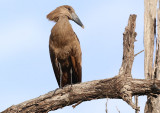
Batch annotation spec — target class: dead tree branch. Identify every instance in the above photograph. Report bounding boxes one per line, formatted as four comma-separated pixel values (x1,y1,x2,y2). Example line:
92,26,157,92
119,14,136,76
2,14,157,113
2,78,160,113
135,96,139,113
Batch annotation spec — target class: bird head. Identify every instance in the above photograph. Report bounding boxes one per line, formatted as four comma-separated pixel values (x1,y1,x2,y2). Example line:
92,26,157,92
47,5,84,28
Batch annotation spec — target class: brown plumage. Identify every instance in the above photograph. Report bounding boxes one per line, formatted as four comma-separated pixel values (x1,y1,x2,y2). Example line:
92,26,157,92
47,5,84,87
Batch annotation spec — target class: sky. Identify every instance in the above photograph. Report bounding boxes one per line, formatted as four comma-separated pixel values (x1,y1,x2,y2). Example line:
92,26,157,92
0,0,146,113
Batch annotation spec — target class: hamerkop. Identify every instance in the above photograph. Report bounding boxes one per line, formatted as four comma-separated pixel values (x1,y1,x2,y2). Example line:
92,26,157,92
47,5,84,87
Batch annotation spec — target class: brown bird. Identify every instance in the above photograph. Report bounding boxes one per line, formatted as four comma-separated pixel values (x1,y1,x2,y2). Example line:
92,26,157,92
47,5,84,88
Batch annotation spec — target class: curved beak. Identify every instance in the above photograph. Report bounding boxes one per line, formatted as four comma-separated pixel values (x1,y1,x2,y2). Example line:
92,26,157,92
71,13,84,28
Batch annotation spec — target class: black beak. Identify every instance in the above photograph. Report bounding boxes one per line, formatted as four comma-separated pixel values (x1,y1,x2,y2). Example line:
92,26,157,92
71,13,84,28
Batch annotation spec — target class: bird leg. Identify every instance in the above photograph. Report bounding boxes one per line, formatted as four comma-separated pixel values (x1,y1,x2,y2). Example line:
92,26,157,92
70,67,73,87
58,63,63,88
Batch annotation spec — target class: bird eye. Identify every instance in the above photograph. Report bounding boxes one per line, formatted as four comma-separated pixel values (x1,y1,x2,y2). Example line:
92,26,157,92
68,8,71,11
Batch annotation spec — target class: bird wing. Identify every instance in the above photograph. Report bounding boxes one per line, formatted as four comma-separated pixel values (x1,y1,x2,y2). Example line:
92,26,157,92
49,45,61,87
49,46,81,87
70,33,82,83
70,55,82,83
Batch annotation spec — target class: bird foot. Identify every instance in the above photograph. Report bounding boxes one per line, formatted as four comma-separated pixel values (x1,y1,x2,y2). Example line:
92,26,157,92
53,87,63,95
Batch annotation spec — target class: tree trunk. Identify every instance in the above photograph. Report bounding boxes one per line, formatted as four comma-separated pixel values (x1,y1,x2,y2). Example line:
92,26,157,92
144,0,157,80
144,0,160,113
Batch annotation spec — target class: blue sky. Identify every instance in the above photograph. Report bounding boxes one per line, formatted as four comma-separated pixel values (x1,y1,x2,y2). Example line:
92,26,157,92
0,0,146,113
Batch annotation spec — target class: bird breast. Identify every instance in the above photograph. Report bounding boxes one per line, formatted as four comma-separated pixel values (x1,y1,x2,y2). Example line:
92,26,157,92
51,18,75,46
49,16,78,60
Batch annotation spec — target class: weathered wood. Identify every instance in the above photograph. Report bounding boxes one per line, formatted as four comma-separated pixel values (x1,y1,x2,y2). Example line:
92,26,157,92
119,14,137,77
145,5,160,113
155,1,160,81
144,0,160,113
135,96,139,113
2,78,160,113
118,14,139,110
144,0,157,79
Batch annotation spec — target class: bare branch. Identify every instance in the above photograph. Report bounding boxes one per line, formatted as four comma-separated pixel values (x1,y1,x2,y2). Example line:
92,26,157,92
2,78,160,113
134,96,139,113
119,14,137,76
72,101,82,108
105,98,109,113
116,106,120,113
134,50,144,57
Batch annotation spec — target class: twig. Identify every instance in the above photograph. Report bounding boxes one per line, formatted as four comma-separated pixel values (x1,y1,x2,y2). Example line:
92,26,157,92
134,50,144,57
134,96,139,113
72,101,82,108
116,106,120,113
106,98,109,113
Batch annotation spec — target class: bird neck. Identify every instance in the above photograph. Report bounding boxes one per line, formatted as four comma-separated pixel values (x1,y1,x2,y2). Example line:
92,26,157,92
50,16,74,47
54,16,74,37
57,16,72,29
